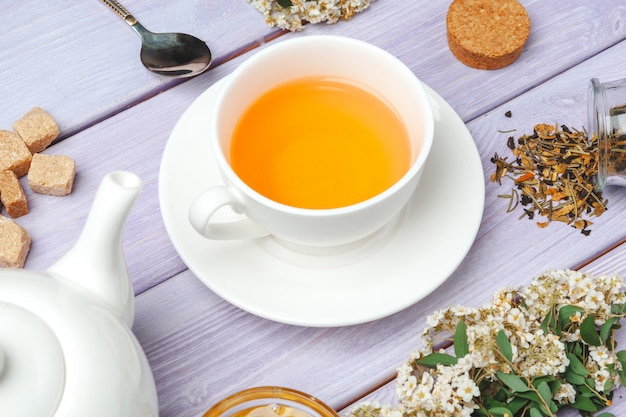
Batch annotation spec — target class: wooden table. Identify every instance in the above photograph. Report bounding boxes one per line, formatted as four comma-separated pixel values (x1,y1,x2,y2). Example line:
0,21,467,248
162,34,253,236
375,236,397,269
4,1,626,416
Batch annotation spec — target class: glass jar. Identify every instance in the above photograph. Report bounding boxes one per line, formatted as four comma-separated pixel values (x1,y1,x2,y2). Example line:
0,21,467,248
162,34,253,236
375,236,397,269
588,77,626,190
202,387,340,417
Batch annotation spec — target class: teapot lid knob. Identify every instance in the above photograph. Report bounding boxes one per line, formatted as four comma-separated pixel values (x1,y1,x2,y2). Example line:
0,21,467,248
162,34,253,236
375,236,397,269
0,302,65,417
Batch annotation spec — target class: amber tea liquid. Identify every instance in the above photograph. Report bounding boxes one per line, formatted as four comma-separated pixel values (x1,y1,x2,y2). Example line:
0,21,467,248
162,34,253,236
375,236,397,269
230,76,412,209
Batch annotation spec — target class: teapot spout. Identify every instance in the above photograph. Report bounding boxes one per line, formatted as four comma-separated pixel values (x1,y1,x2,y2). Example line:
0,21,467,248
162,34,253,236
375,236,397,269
47,171,142,327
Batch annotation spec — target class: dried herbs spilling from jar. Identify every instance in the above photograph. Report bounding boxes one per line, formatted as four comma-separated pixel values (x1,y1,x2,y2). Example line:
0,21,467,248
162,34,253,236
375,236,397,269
490,123,608,236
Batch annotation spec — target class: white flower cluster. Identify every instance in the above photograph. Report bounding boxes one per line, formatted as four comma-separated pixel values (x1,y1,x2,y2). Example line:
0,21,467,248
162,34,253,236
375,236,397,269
245,0,372,31
522,269,625,326
395,354,479,417
344,270,626,417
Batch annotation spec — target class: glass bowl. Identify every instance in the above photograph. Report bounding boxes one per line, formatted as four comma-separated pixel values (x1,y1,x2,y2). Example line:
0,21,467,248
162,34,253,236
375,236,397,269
202,387,339,417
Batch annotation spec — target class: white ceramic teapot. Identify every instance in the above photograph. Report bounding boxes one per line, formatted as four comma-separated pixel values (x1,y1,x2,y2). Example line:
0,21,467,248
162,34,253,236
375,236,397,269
0,171,159,417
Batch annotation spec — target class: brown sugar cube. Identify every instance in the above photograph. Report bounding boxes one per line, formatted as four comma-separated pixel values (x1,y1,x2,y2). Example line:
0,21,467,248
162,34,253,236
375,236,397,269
446,0,530,70
0,130,32,177
28,153,76,196
0,170,29,218
0,215,31,268
13,107,60,153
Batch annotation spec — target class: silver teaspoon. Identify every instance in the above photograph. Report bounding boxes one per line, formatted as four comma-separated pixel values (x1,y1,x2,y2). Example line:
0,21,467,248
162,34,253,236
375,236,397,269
102,0,212,77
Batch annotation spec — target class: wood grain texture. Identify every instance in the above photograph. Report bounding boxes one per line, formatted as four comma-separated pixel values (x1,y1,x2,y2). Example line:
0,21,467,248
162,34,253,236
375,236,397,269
0,1,624,138
0,0,278,137
297,0,626,122
4,1,626,417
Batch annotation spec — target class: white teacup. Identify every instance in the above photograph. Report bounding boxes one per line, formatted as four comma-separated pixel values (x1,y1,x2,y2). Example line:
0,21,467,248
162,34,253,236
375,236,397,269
189,35,434,248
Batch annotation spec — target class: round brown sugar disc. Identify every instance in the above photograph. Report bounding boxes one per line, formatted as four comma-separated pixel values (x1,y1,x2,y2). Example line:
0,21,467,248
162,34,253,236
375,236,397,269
446,0,530,70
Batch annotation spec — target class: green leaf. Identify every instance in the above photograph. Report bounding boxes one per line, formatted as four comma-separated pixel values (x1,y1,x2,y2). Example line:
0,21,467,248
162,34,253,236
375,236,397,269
564,369,585,385
531,375,556,388
604,378,615,393
454,320,469,358
617,350,626,383
482,397,507,410
276,0,292,7
496,329,513,362
496,371,531,392
515,390,542,404
573,342,583,356
581,314,602,346
536,381,552,404
487,407,514,417
596,413,616,417
535,381,558,414
529,408,544,417
492,386,508,402
600,317,619,343
541,306,558,334
567,352,590,376
548,379,561,395
577,382,594,395
507,396,528,414
548,399,558,414
559,305,585,325
611,303,623,315
571,395,598,412
415,352,457,367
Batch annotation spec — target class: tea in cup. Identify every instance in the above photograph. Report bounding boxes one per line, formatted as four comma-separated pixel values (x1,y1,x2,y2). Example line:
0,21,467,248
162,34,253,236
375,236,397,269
189,35,434,247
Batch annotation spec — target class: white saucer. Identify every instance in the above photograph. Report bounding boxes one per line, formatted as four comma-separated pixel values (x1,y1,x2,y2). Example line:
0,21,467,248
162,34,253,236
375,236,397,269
159,77,484,327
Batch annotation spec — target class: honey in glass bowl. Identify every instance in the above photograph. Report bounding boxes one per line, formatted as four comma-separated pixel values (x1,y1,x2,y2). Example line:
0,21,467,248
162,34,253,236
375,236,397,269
202,387,339,417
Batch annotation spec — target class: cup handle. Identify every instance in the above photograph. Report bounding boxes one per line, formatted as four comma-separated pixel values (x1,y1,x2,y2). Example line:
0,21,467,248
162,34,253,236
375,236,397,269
188,186,270,240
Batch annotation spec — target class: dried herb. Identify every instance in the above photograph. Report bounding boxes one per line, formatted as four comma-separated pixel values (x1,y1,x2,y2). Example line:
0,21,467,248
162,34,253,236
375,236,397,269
505,110,512,118
490,123,608,235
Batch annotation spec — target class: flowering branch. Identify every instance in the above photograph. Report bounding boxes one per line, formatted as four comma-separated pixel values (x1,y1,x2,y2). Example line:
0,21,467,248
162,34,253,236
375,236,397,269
344,270,626,417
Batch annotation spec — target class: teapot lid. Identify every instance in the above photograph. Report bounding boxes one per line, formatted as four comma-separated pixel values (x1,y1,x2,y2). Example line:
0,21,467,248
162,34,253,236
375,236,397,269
0,301,65,417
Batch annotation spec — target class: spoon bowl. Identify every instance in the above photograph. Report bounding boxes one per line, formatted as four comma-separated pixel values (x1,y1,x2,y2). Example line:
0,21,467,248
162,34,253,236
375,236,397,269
102,0,212,77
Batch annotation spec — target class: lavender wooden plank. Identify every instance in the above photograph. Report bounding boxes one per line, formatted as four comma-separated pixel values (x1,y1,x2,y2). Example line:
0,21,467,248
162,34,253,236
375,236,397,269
132,270,411,417
1,0,625,141
0,0,277,137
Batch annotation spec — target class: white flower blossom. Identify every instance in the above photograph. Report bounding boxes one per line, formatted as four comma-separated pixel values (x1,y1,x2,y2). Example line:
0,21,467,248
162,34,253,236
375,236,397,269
554,383,576,404
590,345,612,369
343,270,626,417
426,309,445,328
451,374,479,403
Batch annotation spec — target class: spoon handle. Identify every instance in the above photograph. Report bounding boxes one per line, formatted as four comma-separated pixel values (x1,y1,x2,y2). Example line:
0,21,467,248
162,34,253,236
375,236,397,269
101,0,138,26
